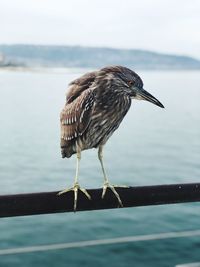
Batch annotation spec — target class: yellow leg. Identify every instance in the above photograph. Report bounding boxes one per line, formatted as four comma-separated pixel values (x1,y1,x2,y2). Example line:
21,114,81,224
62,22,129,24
98,146,127,207
58,151,91,211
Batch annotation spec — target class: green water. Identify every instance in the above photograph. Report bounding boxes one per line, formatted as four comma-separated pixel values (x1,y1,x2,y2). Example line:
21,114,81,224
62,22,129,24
0,69,200,267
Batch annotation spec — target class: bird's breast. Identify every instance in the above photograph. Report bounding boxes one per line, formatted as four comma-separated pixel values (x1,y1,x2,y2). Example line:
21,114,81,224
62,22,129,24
80,94,131,149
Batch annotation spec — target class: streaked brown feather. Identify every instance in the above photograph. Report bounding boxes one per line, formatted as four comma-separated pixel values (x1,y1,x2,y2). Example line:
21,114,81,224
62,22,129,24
60,71,98,158
61,89,94,141
66,71,97,104
60,87,95,158
60,66,143,158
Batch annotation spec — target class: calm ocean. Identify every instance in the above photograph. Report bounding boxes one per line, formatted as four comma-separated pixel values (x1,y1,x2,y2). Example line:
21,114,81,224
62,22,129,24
0,69,200,267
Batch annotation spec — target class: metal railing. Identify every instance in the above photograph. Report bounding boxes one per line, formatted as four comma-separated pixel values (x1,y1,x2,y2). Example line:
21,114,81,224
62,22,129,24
0,183,200,217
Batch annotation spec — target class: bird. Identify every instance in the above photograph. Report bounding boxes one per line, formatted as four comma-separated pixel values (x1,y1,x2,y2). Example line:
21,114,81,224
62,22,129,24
58,65,164,210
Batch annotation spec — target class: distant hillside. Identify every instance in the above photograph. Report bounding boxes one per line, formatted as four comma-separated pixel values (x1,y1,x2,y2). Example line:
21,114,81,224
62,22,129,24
0,44,200,70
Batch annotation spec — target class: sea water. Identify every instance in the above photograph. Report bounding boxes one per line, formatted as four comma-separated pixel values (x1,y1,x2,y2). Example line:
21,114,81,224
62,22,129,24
0,69,200,267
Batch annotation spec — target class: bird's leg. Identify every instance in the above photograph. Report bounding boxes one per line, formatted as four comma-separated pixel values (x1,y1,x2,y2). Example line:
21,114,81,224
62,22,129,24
98,146,126,207
58,151,91,211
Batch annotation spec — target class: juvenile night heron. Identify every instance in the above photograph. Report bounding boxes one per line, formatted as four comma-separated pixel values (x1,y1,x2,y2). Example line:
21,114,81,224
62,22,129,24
58,65,164,210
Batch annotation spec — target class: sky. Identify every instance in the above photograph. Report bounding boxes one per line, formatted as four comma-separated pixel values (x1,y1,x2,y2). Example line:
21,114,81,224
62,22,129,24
1,0,200,59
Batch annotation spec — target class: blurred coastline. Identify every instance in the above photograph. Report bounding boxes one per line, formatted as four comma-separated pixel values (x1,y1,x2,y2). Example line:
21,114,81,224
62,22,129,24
1,44,200,70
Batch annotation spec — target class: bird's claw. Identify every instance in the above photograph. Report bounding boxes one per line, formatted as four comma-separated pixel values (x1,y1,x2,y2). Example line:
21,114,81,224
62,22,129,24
102,182,126,207
57,183,91,211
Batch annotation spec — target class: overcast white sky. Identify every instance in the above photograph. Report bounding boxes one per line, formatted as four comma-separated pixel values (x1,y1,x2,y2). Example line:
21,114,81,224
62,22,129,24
1,0,200,59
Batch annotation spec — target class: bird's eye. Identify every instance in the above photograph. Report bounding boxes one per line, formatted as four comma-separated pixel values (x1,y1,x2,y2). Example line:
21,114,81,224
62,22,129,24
128,81,133,87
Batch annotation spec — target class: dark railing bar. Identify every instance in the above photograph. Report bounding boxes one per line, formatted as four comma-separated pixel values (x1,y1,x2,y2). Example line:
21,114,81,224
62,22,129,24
0,183,200,218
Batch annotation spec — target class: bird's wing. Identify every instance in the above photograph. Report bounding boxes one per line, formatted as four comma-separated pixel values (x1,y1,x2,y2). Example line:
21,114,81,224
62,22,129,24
66,71,97,104
60,88,95,141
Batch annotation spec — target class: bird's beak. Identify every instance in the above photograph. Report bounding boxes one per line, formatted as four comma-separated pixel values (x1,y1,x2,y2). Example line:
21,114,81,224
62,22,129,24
135,88,164,108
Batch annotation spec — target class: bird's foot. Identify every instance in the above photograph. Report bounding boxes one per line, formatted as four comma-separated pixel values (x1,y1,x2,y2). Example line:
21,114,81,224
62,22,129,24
57,182,91,211
102,182,128,207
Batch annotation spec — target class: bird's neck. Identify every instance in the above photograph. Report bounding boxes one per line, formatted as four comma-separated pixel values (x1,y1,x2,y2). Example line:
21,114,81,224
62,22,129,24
95,86,131,112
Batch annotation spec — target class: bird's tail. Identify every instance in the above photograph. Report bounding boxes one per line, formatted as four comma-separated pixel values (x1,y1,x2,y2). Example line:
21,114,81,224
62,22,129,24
60,139,75,158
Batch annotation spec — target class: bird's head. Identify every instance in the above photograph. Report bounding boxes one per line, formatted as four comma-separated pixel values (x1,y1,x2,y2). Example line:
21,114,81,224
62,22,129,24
100,66,164,108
